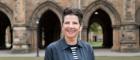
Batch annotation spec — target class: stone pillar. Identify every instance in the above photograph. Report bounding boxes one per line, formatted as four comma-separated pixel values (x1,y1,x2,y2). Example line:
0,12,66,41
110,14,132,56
5,26,12,48
14,0,26,25
81,26,88,41
27,27,38,52
12,0,29,53
59,0,80,8
59,0,71,8
71,0,80,8
112,25,121,51
123,0,135,22
120,24,140,52
120,0,139,52
12,27,30,53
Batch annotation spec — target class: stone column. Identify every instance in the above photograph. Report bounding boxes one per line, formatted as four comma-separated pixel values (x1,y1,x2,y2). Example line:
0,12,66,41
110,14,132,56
112,25,121,51
12,27,29,53
27,26,38,52
123,0,135,23
12,0,29,53
71,0,80,8
120,0,139,52
81,26,88,41
5,26,11,48
14,0,26,25
120,24,140,52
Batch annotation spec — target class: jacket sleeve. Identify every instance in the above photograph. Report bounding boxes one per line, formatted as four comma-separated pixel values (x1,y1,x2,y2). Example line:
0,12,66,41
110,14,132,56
91,47,95,60
44,46,53,60
89,45,95,60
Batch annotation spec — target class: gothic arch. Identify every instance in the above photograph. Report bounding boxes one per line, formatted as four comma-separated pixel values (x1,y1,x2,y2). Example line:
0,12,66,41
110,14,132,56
0,3,13,49
83,0,122,49
28,1,63,49
29,1,63,27
0,2,13,26
83,0,121,27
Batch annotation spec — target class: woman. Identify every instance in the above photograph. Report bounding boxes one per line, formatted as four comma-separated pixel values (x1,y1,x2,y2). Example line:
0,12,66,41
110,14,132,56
45,8,95,60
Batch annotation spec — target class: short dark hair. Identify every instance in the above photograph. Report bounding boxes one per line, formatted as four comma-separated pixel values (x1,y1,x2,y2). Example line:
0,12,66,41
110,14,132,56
62,8,83,25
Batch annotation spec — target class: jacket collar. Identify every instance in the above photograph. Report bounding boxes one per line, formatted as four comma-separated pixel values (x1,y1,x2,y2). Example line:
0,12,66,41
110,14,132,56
59,38,83,50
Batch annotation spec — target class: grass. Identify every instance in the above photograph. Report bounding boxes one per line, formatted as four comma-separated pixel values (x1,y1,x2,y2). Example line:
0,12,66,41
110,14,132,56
1,40,139,60
88,41,103,47
0,57,43,60
0,56,140,60
96,56,140,60
0,57,44,60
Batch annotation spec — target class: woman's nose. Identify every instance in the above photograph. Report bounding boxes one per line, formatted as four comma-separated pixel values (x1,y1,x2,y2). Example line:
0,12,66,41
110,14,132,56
69,23,74,28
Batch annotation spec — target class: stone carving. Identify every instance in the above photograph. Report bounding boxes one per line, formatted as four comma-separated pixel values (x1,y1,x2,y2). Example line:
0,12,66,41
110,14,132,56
12,27,30,53
124,0,135,22
14,0,25,24
121,25,136,41
13,27,27,43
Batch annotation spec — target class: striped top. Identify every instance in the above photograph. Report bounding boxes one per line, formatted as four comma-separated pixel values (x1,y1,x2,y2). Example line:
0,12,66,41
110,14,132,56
70,46,79,60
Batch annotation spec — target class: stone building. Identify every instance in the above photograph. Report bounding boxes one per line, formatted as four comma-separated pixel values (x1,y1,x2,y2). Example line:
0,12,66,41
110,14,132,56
0,0,140,52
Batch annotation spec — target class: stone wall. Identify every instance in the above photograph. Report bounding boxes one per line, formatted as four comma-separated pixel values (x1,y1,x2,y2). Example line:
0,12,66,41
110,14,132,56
0,0,139,52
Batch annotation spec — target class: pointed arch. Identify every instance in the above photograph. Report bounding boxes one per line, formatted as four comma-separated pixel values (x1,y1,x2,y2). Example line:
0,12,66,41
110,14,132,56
0,2,13,26
28,1,63,49
29,1,63,27
82,0,122,50
83,0,121,27
0,3,13,49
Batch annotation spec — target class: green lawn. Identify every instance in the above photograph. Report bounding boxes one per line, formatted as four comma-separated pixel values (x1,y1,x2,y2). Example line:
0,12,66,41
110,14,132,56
96,56,140,60
88,41,103,47
0,57,42,60
0,56,140,60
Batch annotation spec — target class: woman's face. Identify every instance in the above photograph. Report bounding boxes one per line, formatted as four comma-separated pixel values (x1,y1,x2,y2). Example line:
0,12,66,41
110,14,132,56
62,14,82,39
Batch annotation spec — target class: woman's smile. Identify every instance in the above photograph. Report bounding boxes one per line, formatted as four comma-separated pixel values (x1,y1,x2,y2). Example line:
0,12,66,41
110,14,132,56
66,28,76,34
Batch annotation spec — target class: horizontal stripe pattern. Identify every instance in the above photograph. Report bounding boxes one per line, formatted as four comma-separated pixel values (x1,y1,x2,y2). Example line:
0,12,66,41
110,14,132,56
70,47,79,60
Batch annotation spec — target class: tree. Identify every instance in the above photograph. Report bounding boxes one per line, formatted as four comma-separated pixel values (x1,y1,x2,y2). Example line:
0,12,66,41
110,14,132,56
90,22,102,34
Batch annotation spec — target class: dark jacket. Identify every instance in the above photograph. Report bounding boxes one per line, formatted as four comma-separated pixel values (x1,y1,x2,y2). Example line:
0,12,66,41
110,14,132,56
45,38,95,60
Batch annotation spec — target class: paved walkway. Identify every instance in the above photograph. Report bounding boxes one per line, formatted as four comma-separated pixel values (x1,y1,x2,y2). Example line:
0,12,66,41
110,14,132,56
0,49,140,57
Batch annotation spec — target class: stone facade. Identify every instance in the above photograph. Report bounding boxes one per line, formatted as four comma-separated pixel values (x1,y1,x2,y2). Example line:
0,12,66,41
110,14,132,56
0,0,140,52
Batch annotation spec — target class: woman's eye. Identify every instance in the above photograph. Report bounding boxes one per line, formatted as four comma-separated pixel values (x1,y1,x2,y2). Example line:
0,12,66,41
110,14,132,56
73,22,78,24
64,22,70,24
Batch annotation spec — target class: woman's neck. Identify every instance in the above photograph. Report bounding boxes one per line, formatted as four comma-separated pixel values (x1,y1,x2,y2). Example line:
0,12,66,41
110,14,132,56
64,37,77,45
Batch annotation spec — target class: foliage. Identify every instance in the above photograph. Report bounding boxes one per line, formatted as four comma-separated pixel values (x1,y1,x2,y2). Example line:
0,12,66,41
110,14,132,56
89,23,102,34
